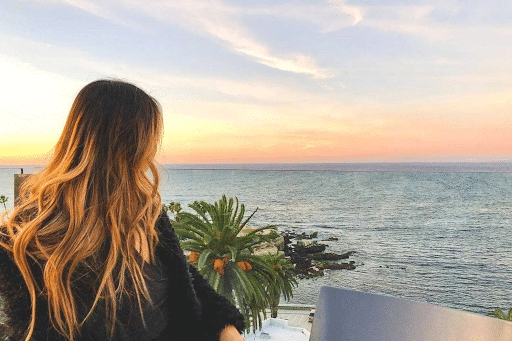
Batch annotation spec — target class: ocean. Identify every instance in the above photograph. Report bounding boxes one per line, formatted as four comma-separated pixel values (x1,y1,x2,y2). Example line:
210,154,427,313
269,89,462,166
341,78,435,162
1,162,512,316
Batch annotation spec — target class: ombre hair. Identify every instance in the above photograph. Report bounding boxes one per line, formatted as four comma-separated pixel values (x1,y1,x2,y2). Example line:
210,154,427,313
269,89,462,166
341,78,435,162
0,80,163,340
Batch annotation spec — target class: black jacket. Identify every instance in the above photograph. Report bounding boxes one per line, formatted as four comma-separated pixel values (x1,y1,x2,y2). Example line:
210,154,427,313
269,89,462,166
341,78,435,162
0,213,245,340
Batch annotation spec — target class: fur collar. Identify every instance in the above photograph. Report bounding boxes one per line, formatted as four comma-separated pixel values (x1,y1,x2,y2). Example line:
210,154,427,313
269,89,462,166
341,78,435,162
0,213,243,340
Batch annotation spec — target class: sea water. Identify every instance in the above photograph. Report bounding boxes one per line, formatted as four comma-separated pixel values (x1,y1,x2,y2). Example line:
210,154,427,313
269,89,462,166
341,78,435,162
1,162,512,316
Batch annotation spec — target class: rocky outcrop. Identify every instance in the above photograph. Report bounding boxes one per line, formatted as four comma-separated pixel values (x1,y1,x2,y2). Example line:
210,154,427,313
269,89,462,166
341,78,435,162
309,251,354,260
282,231,357,279
317,261,356,270
294,243,327,254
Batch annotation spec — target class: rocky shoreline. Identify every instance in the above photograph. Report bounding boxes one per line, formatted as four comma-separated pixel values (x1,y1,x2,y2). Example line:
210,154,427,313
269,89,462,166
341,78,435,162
281,231,357,279
228,226,358,279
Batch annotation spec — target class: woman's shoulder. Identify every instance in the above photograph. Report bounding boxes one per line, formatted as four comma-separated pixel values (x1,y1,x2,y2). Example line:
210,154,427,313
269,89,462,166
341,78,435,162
155,211,179,246
155,211,172,230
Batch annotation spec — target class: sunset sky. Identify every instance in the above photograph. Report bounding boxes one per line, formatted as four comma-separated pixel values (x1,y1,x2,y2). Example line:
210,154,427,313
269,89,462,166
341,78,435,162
1,0,511,164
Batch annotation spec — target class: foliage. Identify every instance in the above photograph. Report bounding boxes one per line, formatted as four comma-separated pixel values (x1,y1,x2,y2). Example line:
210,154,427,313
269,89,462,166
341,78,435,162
488,308,512,321
162,202,182,220
173,195,278,333
267,230,280,240
0,195,7,210
261,252,298,318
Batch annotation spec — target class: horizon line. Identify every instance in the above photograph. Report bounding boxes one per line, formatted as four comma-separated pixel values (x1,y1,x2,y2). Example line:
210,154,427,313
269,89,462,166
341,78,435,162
1,159,512,168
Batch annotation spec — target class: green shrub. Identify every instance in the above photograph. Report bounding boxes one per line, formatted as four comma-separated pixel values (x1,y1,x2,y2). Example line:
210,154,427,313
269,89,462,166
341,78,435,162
488,308,512,321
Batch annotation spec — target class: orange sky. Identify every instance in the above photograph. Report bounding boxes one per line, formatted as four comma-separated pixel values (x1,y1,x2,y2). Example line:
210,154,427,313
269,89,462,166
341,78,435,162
2,89,511,165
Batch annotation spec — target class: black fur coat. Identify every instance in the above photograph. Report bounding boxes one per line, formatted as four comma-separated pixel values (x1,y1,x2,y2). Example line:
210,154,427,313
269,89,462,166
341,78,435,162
0,212,245,340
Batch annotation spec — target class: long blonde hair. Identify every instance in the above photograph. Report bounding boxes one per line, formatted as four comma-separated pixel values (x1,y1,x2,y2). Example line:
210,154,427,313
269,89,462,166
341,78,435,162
0,80,163,340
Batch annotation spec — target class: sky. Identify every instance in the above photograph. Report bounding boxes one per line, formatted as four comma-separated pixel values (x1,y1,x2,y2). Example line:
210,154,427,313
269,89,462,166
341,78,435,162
0,0,511,164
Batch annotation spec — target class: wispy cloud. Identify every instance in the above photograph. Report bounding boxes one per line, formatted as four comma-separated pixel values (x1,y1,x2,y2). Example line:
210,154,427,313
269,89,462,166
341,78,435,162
39,0,150,31
195,14,332,79
356,4,449,41
244,1,363,33
39,0,332,79
354,2,512,42
0,32,321,104
248,1,510,43
142,0,333,78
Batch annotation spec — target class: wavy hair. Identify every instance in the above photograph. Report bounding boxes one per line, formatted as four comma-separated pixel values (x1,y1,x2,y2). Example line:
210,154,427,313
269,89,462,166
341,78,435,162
0,80,163,340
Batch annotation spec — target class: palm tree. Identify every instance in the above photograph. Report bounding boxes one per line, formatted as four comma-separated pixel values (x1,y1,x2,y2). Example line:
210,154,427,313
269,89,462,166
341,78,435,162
0,196,7,210
173,195,277,333
261,252,298,318
162,202,182,221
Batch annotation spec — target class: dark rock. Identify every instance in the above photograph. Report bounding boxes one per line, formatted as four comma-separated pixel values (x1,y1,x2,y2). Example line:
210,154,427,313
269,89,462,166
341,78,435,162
323,237,339,241
294,243,327,254
340,251,356,259
309,252,350,260
317,262,356,270
289,253,312,270
281,231,358,278
282,233,293,253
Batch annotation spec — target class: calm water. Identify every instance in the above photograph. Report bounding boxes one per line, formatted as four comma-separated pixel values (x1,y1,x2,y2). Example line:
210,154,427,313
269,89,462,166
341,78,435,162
1,162,512,316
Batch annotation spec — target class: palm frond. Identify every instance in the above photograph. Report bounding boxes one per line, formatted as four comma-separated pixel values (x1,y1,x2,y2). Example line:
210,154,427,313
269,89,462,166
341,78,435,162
173,195,296,333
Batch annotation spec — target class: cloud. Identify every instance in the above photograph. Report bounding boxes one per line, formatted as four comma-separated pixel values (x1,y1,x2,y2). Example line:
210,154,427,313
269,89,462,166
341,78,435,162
60,0,117,21
33,0,150,31
193,14,331,78
241,1,509,44
239,2,443,40
353,2,512,42
37,0,332,79
243,1,363,33
0,31,320,105
147,1,333,78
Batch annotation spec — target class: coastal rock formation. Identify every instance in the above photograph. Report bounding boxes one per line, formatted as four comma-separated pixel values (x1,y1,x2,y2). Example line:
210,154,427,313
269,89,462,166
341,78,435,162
316,261,356,270
282,231,357,278
294,243,327,254
309,251,354,261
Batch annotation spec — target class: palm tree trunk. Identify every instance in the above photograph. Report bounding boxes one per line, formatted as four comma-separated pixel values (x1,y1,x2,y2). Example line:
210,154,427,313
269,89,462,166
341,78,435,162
270,305,278,318
270,293,279,318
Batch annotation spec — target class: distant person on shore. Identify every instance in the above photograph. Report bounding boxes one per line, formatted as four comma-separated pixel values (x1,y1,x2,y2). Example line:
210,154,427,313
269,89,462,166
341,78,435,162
0,80,246,340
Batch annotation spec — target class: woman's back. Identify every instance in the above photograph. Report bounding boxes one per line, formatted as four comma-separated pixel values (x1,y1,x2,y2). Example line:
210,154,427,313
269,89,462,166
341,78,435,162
111,254,170,340
0,80,165,340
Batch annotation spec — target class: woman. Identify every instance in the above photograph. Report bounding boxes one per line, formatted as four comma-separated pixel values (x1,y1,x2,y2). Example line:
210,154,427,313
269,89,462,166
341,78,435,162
0,80,246,340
